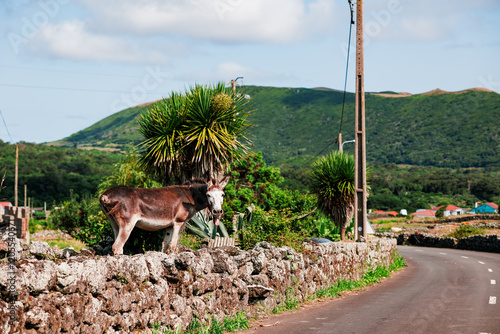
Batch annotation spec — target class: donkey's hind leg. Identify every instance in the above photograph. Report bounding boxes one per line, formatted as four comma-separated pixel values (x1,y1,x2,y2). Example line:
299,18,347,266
109,216,119,240
112,218,136,255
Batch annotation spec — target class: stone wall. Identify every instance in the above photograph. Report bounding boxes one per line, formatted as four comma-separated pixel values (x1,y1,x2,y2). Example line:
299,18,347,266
376,232,500,253
0,239,396,334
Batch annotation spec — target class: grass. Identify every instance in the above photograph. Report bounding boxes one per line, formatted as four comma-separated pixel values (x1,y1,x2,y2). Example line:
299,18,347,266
46,237,86,251
313,251,407,300
149,311,250,334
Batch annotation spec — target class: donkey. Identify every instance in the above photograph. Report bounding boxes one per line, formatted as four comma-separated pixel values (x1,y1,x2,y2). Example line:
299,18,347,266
99,180,224,255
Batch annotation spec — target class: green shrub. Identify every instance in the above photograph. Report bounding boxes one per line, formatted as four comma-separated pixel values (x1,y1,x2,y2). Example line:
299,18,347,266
447,225,486,239
435,206,446,218
239,207,308,252
49,192,113,245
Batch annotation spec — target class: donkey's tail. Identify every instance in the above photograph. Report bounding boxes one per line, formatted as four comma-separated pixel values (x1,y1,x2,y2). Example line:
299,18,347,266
99,194,121,217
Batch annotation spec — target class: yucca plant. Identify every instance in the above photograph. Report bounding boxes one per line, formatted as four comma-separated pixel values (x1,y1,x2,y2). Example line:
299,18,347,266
310,151,356,241
186,211,230,240
137,82,253,185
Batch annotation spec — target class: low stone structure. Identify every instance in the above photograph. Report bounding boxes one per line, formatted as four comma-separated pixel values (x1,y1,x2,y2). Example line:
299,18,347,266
376,232,500,253
0,238,396,333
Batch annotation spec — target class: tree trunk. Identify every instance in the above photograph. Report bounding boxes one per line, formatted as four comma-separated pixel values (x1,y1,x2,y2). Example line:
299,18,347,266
340,225,346,241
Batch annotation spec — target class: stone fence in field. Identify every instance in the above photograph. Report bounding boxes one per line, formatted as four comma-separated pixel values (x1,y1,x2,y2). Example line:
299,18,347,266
0,238,396,333
375,232,500,253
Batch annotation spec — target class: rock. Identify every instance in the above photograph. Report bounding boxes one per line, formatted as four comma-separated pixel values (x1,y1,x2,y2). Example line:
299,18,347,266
29,241,63,260
247,285,274,299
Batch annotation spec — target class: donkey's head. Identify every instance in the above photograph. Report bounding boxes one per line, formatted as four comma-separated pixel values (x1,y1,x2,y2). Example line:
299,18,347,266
207,184,225,226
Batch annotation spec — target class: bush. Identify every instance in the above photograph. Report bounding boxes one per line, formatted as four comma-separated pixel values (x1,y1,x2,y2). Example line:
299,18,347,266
223,152,321,250
49,192,113,245
447,225,486,239
239,207,308,252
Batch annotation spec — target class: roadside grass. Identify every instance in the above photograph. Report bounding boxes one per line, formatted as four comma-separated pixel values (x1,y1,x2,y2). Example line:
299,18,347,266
313,251,406,300
149,311,250,334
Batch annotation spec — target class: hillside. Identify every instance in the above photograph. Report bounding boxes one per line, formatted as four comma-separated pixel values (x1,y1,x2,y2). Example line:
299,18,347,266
49,86,500,168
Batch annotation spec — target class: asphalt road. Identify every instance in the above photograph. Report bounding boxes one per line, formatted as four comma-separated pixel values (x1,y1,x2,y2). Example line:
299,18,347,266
241,246,500,334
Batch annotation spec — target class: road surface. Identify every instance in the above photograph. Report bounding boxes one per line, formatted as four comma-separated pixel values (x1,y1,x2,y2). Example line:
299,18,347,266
240,246,500,334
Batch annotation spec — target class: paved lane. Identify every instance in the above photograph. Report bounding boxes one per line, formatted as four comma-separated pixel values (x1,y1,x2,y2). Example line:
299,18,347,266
241,246,500,334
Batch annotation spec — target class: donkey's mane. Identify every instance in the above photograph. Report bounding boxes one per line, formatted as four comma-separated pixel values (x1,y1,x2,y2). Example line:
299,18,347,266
183,178,208,186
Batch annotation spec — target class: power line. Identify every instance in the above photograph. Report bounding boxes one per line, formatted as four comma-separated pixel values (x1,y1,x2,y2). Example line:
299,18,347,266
308,0,355,163
0,83,163,95
0,109,14,143
338,0,355,136
0,65,144,78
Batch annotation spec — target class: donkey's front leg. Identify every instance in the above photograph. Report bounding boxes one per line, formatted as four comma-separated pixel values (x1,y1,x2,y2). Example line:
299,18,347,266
162,225,174,253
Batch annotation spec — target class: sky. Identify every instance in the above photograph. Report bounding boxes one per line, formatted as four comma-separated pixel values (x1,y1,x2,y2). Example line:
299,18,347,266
0,0,499,144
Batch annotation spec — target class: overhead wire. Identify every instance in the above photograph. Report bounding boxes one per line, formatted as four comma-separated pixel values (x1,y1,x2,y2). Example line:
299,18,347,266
308,0,355,163
0,65,144,78
0,83,162,95
0,109,14,143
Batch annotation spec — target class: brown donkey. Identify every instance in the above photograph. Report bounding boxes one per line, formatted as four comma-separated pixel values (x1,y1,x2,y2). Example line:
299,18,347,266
99,180,224,255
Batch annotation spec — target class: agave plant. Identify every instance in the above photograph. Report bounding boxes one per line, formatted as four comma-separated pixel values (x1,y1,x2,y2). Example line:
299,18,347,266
233,204,255,233
186,211,230,240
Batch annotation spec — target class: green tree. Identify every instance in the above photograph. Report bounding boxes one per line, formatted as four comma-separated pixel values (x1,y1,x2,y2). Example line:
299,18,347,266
97,150,162,194
435,207,446,218
137,82,253,185
310,151,355,241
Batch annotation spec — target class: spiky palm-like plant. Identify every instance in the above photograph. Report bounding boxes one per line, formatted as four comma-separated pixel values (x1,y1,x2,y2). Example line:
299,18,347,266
310,151,355,241
137,82,253,185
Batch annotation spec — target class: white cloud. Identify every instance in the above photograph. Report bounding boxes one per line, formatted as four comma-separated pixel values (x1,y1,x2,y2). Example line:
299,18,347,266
363,0,499,43
26,20,170,63
76,0,337,44
18,0,337,62
177,61,293,83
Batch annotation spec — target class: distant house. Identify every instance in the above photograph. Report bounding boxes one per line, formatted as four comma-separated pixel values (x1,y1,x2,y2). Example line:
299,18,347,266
410,209,436,218
0,202,12,215
385,211,399,217
442,205,464,216
473,203,498,214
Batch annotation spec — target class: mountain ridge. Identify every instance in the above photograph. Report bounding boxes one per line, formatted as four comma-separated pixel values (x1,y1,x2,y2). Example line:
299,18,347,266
47,85,500,169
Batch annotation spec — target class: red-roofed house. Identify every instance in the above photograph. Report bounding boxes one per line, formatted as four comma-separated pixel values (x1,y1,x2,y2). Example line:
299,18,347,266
386,211,399,217
443,205,464,216
0,202,12,215
410,209,436,218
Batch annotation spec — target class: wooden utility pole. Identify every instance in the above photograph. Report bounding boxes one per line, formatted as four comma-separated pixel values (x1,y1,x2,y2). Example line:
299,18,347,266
354,0,367,240
338,133,343,152
15,144,18,207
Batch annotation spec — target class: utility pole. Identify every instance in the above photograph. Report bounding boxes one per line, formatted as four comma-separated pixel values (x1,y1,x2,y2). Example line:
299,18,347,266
354,0,367,241
15,144,18,207
230,77,243,93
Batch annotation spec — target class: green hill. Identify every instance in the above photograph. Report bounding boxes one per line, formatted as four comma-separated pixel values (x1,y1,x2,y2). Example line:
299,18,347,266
49,86,500,169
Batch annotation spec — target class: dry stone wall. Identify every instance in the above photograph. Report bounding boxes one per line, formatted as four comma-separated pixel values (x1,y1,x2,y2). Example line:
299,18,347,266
0,238,396,333
376,232,500,253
